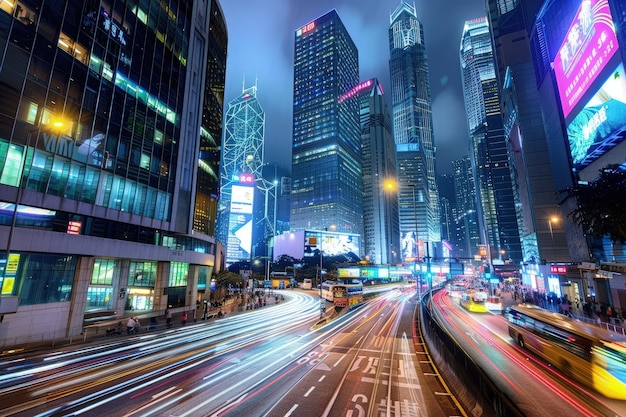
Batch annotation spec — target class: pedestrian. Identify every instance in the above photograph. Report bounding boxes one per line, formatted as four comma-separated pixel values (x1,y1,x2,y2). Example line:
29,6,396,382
181,311,187,325
165,306,172,328
126,316,136,334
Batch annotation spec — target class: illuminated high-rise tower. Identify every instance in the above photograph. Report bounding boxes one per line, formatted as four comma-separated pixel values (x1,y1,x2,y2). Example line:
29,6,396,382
358,79,401,265
389,1,441,262
290,10,362,242
217,85,266,265
460,17,522,262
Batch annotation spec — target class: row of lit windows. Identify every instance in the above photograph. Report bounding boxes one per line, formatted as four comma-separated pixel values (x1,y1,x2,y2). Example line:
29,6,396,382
0,141,172,220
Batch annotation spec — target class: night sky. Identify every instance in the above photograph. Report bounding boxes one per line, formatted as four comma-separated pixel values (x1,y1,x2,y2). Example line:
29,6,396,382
220,0,486,174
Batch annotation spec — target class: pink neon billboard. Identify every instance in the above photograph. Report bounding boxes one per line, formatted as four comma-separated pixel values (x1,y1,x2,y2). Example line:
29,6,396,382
553,0,618,120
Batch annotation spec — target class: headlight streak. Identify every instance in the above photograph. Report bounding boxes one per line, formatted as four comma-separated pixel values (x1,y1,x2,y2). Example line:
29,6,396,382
1,290,317,410
167,293,404,417
434,291,608,416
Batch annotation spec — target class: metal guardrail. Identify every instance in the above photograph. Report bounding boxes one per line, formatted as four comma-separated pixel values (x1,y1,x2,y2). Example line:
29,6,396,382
419,288,525,417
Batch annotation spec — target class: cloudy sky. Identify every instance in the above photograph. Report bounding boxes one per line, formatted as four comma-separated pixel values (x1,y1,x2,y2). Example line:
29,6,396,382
219,0,486,174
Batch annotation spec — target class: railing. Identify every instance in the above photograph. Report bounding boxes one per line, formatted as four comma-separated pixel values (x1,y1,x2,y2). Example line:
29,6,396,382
419,287,524,417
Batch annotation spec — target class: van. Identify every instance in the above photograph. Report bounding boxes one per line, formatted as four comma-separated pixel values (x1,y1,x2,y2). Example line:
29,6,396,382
485,296,503,313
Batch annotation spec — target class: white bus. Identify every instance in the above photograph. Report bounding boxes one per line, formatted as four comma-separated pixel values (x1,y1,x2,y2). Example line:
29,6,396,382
301,278,313,290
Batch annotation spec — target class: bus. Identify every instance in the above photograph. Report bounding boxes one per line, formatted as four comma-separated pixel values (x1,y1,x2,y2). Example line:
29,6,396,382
301,278,313,290
331,283,363,309
446,283,468,299
506,304,626,400
321,281,337,301
459,290,489,313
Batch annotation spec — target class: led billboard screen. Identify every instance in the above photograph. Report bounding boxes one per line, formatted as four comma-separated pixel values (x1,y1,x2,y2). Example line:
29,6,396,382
226,184,254,262
303,230,360,258
553,0,618,120
567,63,626,169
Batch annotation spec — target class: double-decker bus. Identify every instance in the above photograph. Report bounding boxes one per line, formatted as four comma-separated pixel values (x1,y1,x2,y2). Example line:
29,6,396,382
321,281,338,301
331,283,363,309
506,304,626,400
459,290,489,313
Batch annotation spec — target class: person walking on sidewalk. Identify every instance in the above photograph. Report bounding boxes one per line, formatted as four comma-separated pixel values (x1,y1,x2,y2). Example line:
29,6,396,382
165,306,172,328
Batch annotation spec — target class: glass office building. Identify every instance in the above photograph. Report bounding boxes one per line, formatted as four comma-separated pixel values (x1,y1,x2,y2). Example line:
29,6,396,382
217,85,266,265
290,10,363,243
358,78,400,265
460,17,522,263
0,0,226,346
389,1,441,263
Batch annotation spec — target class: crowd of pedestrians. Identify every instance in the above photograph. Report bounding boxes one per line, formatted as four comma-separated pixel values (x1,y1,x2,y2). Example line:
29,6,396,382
511,285,624,325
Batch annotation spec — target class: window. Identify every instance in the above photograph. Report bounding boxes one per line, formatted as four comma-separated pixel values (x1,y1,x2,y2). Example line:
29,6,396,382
128,261,157,287
92,258,115,285
169,262,188,287
18,253,76,305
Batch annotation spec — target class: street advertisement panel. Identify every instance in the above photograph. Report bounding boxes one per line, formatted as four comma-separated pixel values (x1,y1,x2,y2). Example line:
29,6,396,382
226,184,254,262
566,63,626,168
553,0,618,120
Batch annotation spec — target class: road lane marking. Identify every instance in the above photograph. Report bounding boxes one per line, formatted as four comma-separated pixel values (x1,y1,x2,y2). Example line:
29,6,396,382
304,386,315,397
284,403,299,416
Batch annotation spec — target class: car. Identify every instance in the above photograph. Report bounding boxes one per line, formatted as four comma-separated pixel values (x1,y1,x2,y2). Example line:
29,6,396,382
485,296,503,313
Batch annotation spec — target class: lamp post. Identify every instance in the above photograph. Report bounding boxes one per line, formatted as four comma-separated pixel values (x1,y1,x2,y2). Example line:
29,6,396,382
548,216,559,263
318,234,324,319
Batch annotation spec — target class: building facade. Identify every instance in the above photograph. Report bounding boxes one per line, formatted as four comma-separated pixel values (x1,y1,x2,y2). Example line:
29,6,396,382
358,79,401,265
450,156,481,259
460,17,523,263
529,0,626,307
0,0,226,345
389,1,441,263
290,10,363,244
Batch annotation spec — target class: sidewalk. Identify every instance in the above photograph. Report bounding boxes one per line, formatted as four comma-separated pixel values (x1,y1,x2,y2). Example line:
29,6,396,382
1,291,284,356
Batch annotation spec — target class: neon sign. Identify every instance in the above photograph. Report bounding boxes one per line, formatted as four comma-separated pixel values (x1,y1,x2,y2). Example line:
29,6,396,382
301,21,315,35
553,0,618,120
550,265,567,274
338,79,374,103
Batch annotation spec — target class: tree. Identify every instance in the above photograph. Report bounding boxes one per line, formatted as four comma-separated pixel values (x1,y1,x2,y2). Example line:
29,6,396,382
214,270,244,289
560,165,626,242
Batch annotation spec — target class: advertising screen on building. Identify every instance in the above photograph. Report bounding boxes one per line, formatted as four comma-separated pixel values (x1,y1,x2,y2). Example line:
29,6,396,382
303,230,360,258
566,63,626,169
553,0,618,120
226,184,254,262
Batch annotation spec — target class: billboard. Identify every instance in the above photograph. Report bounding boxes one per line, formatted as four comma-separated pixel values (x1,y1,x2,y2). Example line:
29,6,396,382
566,63,626,168
553,0,618,120
303,230,360,258
273,230,360,261
226,183,254,262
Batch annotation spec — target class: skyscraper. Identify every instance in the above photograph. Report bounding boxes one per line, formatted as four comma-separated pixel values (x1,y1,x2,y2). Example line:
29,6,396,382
358,79,401,265
485,0,567,266
460,17,522,262
291,10,362,243
389,1,441,263
451,156,480,259
0,0,226,343
217,85,266,265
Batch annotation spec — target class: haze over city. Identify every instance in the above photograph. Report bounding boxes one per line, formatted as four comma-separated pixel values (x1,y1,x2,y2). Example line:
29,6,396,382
220,0,485,173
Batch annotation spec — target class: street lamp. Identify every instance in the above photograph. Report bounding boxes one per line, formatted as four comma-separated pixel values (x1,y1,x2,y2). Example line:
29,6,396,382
318,233,324,319
548,216,559,263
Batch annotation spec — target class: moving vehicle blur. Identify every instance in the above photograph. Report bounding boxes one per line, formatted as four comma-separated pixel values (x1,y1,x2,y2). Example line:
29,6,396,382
506,304,626,400
460,290,489,313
